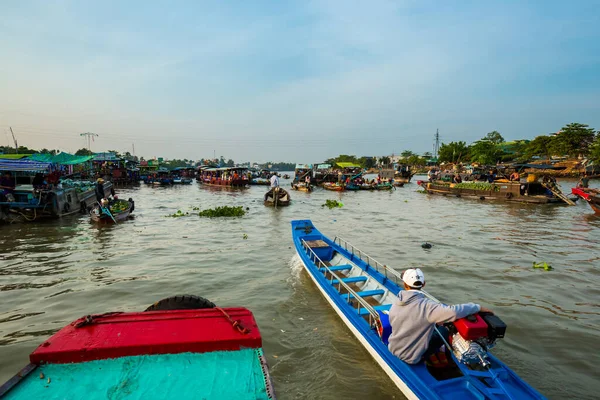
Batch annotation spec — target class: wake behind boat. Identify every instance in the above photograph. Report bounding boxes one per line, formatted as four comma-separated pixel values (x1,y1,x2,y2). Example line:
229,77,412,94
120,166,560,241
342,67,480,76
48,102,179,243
291,220,544,400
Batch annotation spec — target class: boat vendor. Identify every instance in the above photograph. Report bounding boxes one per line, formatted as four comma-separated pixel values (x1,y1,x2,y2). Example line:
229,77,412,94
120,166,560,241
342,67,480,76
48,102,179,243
388,268,493,365
452,174,462,184
95,178,106,202
427,168,438,182
509,171,520,181
0,171,15,202
270,172,280,188
578,173,600,188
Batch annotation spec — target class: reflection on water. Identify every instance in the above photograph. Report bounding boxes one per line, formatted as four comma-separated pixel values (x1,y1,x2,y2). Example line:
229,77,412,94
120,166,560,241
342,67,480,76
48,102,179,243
0,177,599,399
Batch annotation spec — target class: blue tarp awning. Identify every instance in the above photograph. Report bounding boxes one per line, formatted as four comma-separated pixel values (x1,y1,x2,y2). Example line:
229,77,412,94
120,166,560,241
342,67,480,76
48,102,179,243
0,159,52,172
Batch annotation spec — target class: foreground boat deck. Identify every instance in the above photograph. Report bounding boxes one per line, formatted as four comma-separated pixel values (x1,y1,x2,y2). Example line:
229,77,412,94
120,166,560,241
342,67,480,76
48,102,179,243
5,349,271,400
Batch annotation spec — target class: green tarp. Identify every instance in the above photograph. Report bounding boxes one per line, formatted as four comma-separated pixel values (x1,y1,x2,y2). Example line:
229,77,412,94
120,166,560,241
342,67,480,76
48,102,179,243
28,153,94,165
335,162,361,169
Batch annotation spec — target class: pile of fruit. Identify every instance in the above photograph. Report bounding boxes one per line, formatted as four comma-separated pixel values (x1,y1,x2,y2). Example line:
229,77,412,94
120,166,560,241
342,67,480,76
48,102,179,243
453,182,495,190
109,200,130,213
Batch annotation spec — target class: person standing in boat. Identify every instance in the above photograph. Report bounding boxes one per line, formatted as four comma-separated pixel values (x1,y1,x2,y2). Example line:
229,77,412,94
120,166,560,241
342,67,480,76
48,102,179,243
387,268,493,365
95,178,106,202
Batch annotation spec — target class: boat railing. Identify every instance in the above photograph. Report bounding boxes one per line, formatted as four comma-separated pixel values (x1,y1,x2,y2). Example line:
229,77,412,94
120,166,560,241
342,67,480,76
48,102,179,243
333,236,403,286
301,239,381,329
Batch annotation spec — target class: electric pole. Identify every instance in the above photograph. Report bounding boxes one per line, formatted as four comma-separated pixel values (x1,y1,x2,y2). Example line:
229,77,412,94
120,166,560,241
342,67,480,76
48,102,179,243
9,127,18,153
80,132,99,151
433,129,440,160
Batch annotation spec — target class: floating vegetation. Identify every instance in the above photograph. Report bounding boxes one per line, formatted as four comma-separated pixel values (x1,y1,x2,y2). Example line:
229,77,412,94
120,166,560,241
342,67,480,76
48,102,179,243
322,200,343,209
167,210,189,218
533,261,553,271
243,234,248,239
198,206,246,217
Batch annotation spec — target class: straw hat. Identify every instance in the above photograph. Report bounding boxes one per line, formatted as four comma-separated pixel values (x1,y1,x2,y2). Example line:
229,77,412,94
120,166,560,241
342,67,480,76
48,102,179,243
97,178,105,183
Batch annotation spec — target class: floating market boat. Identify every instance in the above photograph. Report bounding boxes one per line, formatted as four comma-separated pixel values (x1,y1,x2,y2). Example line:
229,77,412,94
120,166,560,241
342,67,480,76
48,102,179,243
395,165,415,183
200,167,249,188
0,295,276,400
418,179,576,205
344,183,360,191
571,187,600,214
374,182,394,191
0,160,114,222
323,182,344,192
264,187,291,207
291,220,545,400
282,174,290,179
90,198,135,223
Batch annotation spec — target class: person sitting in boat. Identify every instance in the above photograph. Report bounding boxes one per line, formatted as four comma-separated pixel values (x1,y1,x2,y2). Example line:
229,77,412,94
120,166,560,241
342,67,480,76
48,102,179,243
0,171,15,202
95,178,106,202
509,171,520,182
427,169,438,182
452,174,462,184
388,268,493,366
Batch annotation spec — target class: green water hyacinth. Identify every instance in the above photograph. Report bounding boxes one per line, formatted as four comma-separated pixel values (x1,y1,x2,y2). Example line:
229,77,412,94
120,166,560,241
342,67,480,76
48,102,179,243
322,200,343,209
532,261,553,271
198,206,246,217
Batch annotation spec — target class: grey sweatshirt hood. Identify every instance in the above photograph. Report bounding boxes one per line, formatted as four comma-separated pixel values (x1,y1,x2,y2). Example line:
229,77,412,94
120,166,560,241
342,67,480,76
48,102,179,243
387,290,480,364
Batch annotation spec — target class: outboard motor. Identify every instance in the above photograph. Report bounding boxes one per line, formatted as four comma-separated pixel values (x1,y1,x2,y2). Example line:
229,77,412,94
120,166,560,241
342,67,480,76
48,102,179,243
448,312,507,368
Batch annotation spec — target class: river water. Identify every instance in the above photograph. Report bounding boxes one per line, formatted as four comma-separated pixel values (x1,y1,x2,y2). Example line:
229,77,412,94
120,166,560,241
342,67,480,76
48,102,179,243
1,176,599,399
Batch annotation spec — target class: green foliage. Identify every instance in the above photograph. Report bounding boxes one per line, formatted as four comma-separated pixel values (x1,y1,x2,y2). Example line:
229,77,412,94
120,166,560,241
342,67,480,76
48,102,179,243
358,156,376,169
379,156,391,167
401,150,415,158
226,159,235,167
264,162,295,171
438,141,469,163
525,135,554,161
198,206,246,217
485,131,505,144
167,210,189,218
325,155,360,166
589,135,600,164
550,123,597,157
422,152,432,158
75,148,94,156
469,138,503,165
322,199,343,209
163,159,193,169
406,154,426,166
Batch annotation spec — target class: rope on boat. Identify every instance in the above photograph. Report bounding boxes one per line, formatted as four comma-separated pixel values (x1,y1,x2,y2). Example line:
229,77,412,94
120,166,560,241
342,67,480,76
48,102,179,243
215,307,251,335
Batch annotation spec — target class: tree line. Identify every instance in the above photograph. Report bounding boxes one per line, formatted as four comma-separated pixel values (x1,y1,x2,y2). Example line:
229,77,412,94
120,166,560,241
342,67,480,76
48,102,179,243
437,123,599,165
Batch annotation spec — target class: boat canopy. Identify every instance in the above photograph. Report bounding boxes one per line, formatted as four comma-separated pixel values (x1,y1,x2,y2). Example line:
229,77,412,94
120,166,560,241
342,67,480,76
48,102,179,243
93,152,122,162
29,152,94,165
204,167,247,172
295,163,312,170
336,162,361,169
316,163,331,170
0,159,53,172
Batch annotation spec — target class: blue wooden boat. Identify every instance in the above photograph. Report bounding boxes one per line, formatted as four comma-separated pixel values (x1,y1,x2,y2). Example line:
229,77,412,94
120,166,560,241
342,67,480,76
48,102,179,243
0,296,275,400
291,220,545,400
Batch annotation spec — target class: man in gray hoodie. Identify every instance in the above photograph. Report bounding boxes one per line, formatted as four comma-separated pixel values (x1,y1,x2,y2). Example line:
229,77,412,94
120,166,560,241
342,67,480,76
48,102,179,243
387,268,492,364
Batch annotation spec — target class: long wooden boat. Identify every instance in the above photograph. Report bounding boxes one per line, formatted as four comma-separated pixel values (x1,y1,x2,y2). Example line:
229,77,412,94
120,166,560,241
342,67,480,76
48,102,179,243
291,220,545,400
418,180,575,204
199,167,249,188
572,187,600,214
374,183,394,191
264,187,291,206
0,296,275,400
323,182,344,191
90,198,134,223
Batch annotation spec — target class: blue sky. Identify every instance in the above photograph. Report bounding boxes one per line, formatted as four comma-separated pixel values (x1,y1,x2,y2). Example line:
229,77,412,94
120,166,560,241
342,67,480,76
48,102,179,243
1,0,599,162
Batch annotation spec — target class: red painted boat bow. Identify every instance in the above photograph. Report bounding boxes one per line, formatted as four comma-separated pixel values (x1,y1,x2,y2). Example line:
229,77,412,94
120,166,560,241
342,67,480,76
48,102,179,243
30,308,262,364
